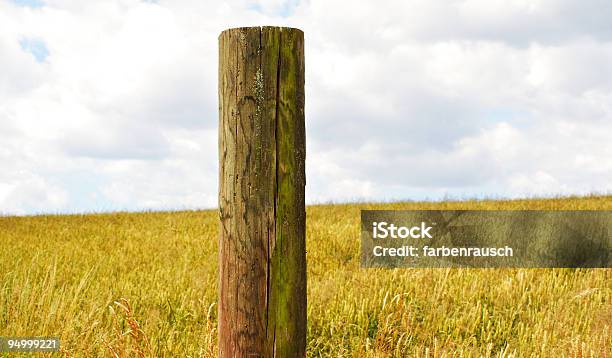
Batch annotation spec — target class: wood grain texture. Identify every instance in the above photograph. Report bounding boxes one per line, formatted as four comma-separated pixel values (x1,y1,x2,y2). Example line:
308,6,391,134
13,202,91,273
218,26,306,358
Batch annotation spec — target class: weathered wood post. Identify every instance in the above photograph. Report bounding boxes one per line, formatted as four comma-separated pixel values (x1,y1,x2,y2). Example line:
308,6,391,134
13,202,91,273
218,27,306,357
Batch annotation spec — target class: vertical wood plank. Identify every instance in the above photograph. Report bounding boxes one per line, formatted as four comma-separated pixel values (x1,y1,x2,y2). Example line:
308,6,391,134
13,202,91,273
218,26,306,358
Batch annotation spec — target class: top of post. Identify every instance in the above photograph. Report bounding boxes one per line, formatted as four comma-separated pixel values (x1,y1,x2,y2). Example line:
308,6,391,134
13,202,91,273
219,26,303,39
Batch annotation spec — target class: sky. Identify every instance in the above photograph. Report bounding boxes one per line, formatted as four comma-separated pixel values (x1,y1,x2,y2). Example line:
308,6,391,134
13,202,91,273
1,0,611,215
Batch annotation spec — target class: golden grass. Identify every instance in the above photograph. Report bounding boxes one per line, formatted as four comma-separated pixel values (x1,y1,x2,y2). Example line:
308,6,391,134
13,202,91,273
0,195,610,357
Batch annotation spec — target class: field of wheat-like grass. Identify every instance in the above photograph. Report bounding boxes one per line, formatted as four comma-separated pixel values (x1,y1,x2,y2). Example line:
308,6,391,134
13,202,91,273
1,195,610,357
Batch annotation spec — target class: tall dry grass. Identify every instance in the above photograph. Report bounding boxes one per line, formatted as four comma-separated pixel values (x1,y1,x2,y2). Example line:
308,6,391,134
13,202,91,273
0,195,610,357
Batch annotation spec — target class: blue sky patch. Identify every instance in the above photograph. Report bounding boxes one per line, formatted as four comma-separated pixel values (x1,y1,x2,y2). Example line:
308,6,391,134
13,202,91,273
12,0,45,8
19,38,49,62
248,0,299,17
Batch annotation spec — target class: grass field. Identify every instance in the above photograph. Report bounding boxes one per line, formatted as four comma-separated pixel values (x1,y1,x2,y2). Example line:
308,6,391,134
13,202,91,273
1,196,610,357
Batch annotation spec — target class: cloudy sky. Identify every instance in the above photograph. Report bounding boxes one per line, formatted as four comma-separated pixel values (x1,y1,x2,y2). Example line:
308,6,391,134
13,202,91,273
1,0,611,215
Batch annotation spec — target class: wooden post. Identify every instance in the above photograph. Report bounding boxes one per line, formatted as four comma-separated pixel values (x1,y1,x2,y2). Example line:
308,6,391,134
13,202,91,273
218,27,306,357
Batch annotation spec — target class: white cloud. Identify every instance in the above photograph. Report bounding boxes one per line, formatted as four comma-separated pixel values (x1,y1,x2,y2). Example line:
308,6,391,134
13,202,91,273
1,0,611,215
0,173,68,214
